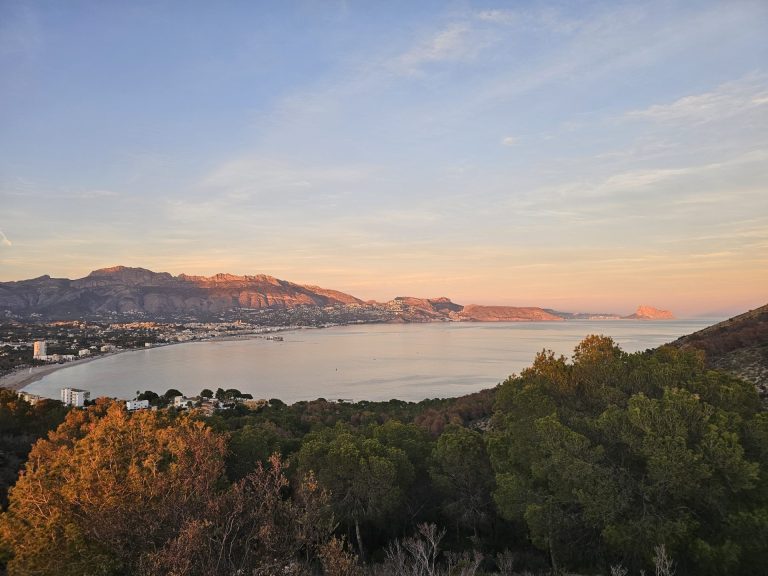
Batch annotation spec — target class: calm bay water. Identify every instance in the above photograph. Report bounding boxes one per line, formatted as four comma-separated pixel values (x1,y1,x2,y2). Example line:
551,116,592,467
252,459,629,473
24,319,718,403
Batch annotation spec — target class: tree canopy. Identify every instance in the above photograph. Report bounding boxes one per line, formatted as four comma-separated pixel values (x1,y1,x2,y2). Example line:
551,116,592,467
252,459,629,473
0,402,333,575
489,336,768,574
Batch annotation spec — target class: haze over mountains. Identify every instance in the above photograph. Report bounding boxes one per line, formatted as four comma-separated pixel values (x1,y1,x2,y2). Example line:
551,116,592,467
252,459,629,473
0,266,674,323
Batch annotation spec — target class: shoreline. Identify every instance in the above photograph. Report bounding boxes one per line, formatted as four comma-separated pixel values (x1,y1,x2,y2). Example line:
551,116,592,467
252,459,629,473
0,318,701,397
0,327,300,394
0,349,131,393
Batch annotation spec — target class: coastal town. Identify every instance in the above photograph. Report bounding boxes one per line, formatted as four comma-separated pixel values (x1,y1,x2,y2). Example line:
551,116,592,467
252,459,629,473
0,319,288,392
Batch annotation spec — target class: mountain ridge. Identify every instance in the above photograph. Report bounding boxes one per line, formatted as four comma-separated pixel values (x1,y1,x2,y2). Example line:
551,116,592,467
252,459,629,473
0,266,673,324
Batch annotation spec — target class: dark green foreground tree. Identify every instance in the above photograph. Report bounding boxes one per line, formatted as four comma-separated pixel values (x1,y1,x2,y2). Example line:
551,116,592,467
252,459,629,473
429,425,495,539
489,336,768,575
297,423,416,560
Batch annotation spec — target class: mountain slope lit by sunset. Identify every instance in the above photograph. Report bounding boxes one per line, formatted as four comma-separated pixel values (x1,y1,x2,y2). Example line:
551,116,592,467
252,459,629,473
1,1,766,315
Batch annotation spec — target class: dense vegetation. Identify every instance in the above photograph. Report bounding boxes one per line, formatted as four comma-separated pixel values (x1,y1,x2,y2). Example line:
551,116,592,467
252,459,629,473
488,336,767,574
0,336,766,575
0,390,67,509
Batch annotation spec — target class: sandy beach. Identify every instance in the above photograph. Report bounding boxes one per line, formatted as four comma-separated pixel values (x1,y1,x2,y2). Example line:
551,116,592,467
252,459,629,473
0,352,126,393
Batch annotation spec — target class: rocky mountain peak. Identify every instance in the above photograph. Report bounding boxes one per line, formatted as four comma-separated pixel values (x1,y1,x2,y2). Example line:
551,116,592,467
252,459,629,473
83,266,174,286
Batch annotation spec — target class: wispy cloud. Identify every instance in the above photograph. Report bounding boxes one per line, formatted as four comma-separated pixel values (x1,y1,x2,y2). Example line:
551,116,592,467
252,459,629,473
475,9,517,25
593,167,694,195
475,7,582,34
201,157,375,201
0,228,12,247
541,148,768,201
501,136,518,146
73,190,119,199
627,75,768,124
458,3,763,119
0,177,119,200
392,23,482,74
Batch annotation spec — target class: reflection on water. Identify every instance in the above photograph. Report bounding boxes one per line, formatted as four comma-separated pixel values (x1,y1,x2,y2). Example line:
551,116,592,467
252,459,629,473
24,319,717,403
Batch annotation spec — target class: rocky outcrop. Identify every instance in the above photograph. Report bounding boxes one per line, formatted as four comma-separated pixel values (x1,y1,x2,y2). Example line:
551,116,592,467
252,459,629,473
384,297,465,321
392,296,461,313
624,305,675,320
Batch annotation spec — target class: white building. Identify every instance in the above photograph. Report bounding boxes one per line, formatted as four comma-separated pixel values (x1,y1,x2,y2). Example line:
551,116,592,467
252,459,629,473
18,391,45,406
33,340,47,360
126,399,150,411
61,387,90,407
78,349,91,357
173,395,194,409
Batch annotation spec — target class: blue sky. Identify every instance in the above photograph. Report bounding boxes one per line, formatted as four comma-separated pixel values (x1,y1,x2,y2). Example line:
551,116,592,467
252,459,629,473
1,0,767,315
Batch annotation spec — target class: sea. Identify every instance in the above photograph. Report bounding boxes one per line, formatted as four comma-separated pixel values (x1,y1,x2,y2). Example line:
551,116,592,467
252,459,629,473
22,319,718,403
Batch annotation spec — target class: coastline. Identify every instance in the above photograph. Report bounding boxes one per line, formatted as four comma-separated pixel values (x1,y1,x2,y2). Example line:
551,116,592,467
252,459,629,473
0,319,693,397
0,350,130,393
0,319,713,405
0,327,298,394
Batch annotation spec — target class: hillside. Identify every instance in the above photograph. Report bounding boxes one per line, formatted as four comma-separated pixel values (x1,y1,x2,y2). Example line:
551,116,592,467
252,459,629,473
670,303,768,399
379,298,562,322
0,266,363,319
457,304,563,322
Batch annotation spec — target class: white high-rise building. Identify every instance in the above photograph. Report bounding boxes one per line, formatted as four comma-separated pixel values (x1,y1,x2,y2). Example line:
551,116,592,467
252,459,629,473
61,388,90,407
33,340,47,359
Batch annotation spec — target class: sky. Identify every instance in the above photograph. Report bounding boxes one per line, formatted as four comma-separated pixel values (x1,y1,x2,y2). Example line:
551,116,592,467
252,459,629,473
1,0,767,316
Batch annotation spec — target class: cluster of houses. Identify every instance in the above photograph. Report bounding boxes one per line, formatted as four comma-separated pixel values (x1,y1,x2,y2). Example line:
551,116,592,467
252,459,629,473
23,387,268,414
17,387,269,415
125,394,267,416
124,394,198,412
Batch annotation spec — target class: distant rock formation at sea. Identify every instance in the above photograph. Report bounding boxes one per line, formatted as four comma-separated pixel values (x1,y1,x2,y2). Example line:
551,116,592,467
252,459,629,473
623,305,675,320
